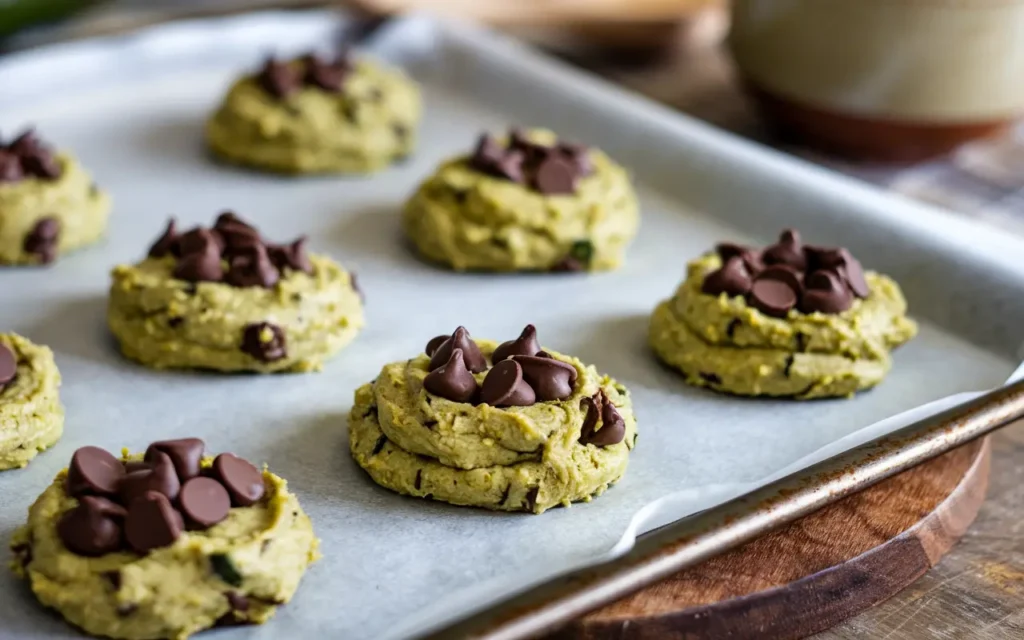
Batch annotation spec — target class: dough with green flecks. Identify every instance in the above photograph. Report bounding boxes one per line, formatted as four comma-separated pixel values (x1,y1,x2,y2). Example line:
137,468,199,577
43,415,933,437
10,454,319,640
0,333,63,470
402,129,639,272
349,339,638,514
649,252,917,399
0,153,110,264
107,253,363,373
206,57,421,174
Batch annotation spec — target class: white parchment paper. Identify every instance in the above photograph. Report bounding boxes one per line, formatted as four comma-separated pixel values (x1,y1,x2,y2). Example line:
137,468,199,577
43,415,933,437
0,12,1021,639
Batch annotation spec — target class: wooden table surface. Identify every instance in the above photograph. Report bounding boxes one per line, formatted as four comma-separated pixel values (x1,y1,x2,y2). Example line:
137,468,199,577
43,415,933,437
572,11,1024,639
9,5,1024,638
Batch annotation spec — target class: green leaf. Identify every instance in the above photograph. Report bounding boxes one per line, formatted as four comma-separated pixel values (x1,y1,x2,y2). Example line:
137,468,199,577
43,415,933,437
210,554,243,587
569,240,594,265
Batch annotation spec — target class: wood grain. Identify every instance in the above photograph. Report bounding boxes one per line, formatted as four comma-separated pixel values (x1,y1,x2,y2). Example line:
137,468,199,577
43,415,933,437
546,438,989,639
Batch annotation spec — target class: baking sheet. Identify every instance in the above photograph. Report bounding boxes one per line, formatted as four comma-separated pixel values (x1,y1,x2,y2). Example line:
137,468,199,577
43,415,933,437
0,11,1022,639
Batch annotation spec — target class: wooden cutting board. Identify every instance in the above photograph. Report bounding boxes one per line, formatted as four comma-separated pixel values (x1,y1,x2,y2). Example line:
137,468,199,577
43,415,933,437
544,438,990,639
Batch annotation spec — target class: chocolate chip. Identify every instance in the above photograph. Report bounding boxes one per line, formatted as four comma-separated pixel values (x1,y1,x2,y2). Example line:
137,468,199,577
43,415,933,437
179,477,231,529
124,460,151,474
580,392,625,446
258,57,300,99
0,343,16,391
800,269,853,314
423,348,479,403
371,434,388,455
173,242,223,283
749,267,801,318
17,147,61,180
303,53,350,92
784,355,796,377
499,484,511,505
838,254,870,299
716,243,763,273
702,257,752,297
428,327,487,373
700,372,722,385
268,237,312,274
148,218,178,258
492,324,541,362
0,150,24,182
57,497,126,557
145,438,205,482
212,454,265,507
168,317,184,329
211,553,244,586
508,128,550,166
241,322,286,363
557,142,593,176
414,470,422,490
67,446,126,498
425,335,448,356
480,360,536,407
469,134,509,176
216,215,262,256
512,355,577,401
23,217,60,264
176,226,223,257
533,155,578,195
226,244,279,288
124,491,183,553
762,228,806,270
119,451,182,504
226,591,250,611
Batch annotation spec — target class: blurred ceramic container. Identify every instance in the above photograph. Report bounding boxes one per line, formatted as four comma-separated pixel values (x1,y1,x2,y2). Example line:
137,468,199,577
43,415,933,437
729,0,1024,161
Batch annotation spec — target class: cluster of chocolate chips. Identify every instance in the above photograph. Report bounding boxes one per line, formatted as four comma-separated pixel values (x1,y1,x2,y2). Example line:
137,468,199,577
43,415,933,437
469,129,593,196
0,343,16,393
701,229,871,318
579,390,626,446
258,53,351,99
58,439,266,556
0,130,61,183
422,325,578,407
148,211,311,288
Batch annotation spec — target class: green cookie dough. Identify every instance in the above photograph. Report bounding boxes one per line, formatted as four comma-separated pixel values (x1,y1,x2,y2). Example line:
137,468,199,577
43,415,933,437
402,129,639,272
0,333,63,470
11,454,320,640
649,253,917,399
108,253,363,373
349,340,638,514
206,57,421,174
0,153,111,264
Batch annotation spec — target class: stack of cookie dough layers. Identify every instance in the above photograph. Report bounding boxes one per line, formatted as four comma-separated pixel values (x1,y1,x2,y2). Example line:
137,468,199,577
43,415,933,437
650,253,917,399
350,340,638,514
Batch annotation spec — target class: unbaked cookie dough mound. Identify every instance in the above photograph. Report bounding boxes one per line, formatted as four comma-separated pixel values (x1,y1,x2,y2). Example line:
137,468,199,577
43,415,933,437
649,229,917,399
0,130,111,265
0,333,63,470
108,211,364,373
206,53,421,174
10,438,320,639
402,128,640,272
350,325,638,513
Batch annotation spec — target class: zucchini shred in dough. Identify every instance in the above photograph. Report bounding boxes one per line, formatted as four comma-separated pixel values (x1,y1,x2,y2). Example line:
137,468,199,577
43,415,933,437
649,243,917,399
205,54,421,174
0,333,63,470
10,451,319,640
349,333,638,514
402,129,639,272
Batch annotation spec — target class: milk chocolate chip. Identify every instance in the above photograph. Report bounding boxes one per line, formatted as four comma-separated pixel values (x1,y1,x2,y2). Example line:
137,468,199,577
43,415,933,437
428,327,487,373
480,360,536,407
423,348,479,403
492,324,541,362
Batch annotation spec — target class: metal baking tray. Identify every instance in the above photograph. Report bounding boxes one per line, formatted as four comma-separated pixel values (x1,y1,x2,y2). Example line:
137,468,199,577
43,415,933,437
2,10,1023,640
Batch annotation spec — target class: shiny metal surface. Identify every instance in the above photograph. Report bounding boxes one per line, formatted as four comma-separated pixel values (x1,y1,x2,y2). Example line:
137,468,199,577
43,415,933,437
420,378,1024,640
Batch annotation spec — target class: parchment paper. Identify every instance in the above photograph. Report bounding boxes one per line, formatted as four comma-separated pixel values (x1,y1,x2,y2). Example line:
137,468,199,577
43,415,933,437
0,12,1020,639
